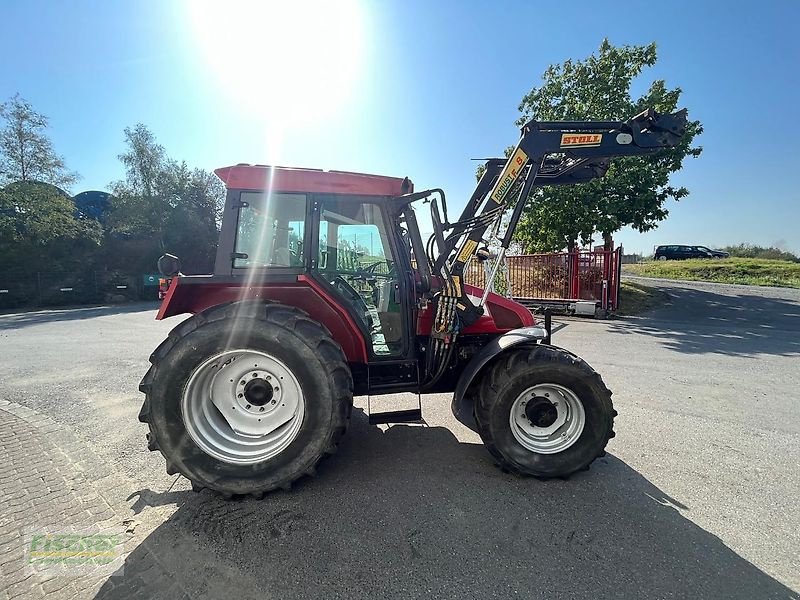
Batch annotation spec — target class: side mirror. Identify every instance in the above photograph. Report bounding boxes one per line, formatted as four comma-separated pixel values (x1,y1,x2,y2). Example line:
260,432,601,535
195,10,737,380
158,254,182,277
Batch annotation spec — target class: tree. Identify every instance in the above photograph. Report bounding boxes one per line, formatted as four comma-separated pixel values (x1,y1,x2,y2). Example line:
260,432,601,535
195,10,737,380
108,124,171,250
512,40,703,252
0,181,101,273
161,160,225,272
113,123,166,199
0,94,79,189
106,124,224,273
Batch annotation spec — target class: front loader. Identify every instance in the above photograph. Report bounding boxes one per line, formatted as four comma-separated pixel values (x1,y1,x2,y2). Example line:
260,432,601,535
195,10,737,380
139,108,687,497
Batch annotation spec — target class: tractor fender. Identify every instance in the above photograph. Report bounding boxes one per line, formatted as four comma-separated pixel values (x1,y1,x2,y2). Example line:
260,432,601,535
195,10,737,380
451,326,547,432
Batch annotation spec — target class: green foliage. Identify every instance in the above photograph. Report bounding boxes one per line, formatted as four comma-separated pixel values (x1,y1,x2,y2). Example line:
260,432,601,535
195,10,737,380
336,239,365,272
0,94,79,189
722,243,799,263
106,124,224,273
626,258,800,288
511,40,703,252
0,181,102,273
490,261,511,297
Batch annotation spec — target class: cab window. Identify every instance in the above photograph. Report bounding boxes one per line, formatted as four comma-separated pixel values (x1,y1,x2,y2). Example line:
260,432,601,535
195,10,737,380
233,192,306,268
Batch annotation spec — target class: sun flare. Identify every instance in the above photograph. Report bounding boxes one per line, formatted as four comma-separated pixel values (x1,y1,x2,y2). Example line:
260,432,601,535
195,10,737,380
187,0,365,132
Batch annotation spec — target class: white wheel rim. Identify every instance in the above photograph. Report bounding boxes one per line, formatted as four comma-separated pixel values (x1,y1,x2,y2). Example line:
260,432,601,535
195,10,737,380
181,349,305,465
509,383,585,454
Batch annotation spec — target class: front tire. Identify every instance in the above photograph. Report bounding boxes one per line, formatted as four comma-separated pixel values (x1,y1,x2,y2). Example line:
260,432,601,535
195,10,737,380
138,301,353,498
474,345,615,478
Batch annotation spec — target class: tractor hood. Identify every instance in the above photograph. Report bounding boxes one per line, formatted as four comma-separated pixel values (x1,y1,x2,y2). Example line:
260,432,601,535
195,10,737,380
416,284,535,336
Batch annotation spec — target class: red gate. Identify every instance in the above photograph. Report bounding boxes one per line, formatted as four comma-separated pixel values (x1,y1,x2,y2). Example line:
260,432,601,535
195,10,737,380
465,248,622,312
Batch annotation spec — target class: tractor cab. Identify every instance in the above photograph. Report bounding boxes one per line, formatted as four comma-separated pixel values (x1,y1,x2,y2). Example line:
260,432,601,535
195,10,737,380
158,164,534,371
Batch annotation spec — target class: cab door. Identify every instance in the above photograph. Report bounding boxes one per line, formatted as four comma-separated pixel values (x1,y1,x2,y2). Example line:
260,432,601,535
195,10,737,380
310,195,413,362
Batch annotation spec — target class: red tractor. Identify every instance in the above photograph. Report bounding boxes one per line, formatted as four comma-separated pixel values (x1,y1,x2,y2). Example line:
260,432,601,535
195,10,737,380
140,109,687,497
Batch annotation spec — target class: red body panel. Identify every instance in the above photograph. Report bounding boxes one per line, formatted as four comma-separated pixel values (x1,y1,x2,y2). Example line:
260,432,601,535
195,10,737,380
156,276,369,362
158,277,532,363
214,165,409,196
416,284,535,335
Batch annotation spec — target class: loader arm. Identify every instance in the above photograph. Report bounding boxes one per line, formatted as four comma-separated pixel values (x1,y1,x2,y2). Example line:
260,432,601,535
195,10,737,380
409,108,688,386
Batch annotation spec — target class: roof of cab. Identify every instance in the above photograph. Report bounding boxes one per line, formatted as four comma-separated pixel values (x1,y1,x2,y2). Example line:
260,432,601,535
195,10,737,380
214,164,411,196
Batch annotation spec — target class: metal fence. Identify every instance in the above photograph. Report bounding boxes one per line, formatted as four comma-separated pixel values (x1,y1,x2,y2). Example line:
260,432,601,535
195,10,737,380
465,248,622,311
621,253,644,264
0,271,159,310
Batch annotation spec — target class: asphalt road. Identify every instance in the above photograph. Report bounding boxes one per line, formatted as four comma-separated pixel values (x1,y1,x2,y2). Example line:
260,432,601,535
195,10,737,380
1,279,798,599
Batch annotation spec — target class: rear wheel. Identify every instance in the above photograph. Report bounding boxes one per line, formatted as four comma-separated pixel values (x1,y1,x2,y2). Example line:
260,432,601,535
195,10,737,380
138,301,353,497
474,345,615,478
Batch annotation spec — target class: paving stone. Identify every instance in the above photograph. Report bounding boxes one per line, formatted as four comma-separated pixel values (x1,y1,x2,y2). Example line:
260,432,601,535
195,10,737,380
0,404,191,599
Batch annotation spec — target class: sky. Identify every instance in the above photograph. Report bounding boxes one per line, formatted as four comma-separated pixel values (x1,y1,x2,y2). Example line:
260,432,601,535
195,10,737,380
1,0,798,255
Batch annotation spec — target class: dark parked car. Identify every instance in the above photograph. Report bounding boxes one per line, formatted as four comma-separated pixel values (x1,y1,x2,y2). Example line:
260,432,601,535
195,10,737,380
654,245,730,260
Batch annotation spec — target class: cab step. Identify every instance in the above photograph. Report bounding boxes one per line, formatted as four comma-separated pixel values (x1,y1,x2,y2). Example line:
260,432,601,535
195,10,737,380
368,408,423,425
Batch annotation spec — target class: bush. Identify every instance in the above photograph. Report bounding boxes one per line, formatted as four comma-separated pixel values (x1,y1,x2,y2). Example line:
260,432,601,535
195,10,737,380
626,257,800,288
722,244,799,263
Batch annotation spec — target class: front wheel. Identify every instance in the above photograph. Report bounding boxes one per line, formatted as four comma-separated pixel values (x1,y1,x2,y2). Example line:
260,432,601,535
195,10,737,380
473,345,615,478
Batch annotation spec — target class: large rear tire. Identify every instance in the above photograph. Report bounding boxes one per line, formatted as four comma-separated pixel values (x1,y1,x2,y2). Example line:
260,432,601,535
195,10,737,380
138,301,353,498
473,344,615,478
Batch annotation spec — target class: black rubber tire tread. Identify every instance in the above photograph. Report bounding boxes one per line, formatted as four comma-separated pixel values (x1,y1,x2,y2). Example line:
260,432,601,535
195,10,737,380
473,343,615,479
138,300,353,497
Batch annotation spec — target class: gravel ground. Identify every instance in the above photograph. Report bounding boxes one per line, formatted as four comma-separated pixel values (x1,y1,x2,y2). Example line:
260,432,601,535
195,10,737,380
0,278,798,599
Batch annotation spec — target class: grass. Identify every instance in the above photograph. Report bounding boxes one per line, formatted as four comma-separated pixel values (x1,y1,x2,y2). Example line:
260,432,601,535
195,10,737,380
616,281,670,316
625,257,800,289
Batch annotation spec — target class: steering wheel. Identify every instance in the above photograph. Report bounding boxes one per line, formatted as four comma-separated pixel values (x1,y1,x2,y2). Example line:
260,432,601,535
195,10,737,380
362,260,395,277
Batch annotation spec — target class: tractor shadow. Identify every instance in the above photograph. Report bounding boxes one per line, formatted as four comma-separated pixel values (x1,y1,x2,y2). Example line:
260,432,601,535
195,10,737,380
95,409,798,600
611,284,800,357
